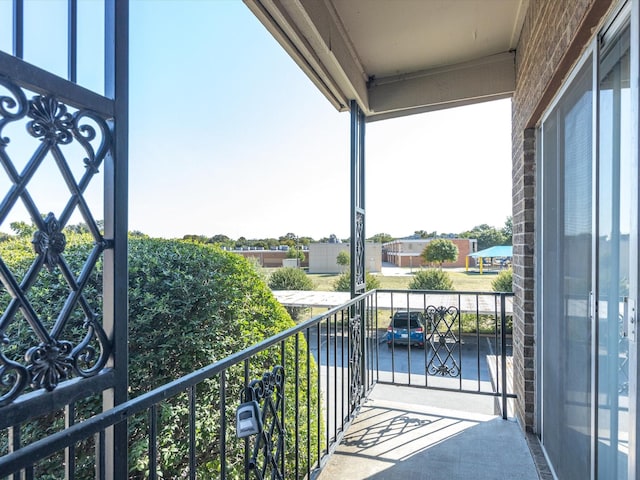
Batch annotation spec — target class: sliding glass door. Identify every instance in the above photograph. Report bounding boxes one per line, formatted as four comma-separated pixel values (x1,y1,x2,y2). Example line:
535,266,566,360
540,56,593,480
597,23,631,479
539,8,636,479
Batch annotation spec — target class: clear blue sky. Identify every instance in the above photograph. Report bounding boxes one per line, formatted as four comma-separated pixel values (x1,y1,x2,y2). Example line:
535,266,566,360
0,0,512,241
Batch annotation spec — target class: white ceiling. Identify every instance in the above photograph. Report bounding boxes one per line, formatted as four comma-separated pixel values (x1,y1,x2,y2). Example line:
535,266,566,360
245,0,529,120
333,0,526,77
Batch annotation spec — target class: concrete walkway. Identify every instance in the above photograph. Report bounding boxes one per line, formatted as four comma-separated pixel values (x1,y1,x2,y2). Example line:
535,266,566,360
318,384,539,480
272,290,512,315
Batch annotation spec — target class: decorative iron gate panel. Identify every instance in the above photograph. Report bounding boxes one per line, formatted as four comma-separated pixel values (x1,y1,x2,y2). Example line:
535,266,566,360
0,79,113,405
425,305,461,377
0,2,128,476
349,303,364,409
242,366,285,480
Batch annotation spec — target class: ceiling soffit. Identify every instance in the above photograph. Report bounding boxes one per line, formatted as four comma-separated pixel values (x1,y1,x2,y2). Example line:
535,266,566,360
244,0,528,120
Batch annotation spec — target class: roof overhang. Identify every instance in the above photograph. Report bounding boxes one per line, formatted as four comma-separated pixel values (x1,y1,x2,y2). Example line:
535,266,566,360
244,0,528,121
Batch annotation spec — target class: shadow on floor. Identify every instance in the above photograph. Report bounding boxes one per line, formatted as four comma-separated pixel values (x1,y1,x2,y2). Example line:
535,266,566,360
318,388,538,480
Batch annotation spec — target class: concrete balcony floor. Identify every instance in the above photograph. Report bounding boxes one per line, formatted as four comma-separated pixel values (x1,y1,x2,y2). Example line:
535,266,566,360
318,384,540,480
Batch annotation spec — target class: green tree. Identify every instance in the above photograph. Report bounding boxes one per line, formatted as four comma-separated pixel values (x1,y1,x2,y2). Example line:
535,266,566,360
279,232,298,247
459,224,508,250
336,250,350,270
209,233,231,244
65,222,90,234
492,268,513,292
413,230,437,239
264,237,280,249
368,233,394,244
421,239,459,267
502,217,513,245
10,220,36,237
286,247,306,264
207,234,234,248
408,268,454,290
183,234,208,243
298,236,314,246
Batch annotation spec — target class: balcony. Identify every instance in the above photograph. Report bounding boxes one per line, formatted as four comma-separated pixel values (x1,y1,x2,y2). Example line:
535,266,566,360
0,289,547,479
318,384,537,479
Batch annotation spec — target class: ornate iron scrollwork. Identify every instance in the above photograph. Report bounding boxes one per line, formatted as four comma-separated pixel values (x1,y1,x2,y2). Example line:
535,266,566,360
0,78,28,146
25,340,74,391
354,212,365,292
32,213,67,271
0,349,28,405
0,77,112,406
242,366,285,480
426,305,461,377
27,95,75,145
349,304,364,408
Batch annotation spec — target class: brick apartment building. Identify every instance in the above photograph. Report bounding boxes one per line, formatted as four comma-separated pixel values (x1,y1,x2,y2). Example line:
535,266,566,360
382,238,477,268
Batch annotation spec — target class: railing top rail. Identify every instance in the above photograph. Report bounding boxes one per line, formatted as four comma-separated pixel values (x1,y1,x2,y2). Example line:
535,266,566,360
0,51,114,116
375,289,514,297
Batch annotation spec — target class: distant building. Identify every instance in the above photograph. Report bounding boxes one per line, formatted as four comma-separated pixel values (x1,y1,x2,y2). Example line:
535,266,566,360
231,248,309,268
382,238,477,268
308,242,382,273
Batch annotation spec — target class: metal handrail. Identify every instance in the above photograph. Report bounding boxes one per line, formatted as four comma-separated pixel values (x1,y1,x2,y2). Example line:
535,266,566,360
1,289,515,477
376,290,515,419
1,291,377,478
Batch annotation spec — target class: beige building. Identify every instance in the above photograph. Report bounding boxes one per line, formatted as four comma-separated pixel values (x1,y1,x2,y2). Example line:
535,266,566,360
308,242,382,274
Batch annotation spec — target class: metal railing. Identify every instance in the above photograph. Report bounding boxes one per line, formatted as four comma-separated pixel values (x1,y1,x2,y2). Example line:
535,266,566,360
0,289,514,478
0,293,377,479
373,289,515,418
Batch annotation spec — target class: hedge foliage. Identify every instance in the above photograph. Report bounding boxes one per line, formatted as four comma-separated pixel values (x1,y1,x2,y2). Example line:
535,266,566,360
0,235,320,478
268,266,314,291
408,268,454,290
492,268,513,292
268,266,314,321
333,270,381,292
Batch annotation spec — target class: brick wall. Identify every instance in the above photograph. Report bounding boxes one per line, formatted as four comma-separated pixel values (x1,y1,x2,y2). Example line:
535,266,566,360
384,238,476,268
511,0,615,432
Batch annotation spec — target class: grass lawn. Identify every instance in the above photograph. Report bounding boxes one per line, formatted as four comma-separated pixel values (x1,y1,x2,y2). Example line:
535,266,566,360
300,269,506,329
307,269,497,292
447,270,497,292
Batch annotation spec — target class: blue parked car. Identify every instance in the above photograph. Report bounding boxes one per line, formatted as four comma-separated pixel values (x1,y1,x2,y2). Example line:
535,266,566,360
386,311,426,349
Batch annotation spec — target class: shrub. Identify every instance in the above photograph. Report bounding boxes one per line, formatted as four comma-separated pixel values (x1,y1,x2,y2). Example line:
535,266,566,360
268,266,314,290
0,235,320,478
333,270,381,292
268,267,314,320
421,239,458,266
408,268,454,290
492,268,513,292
